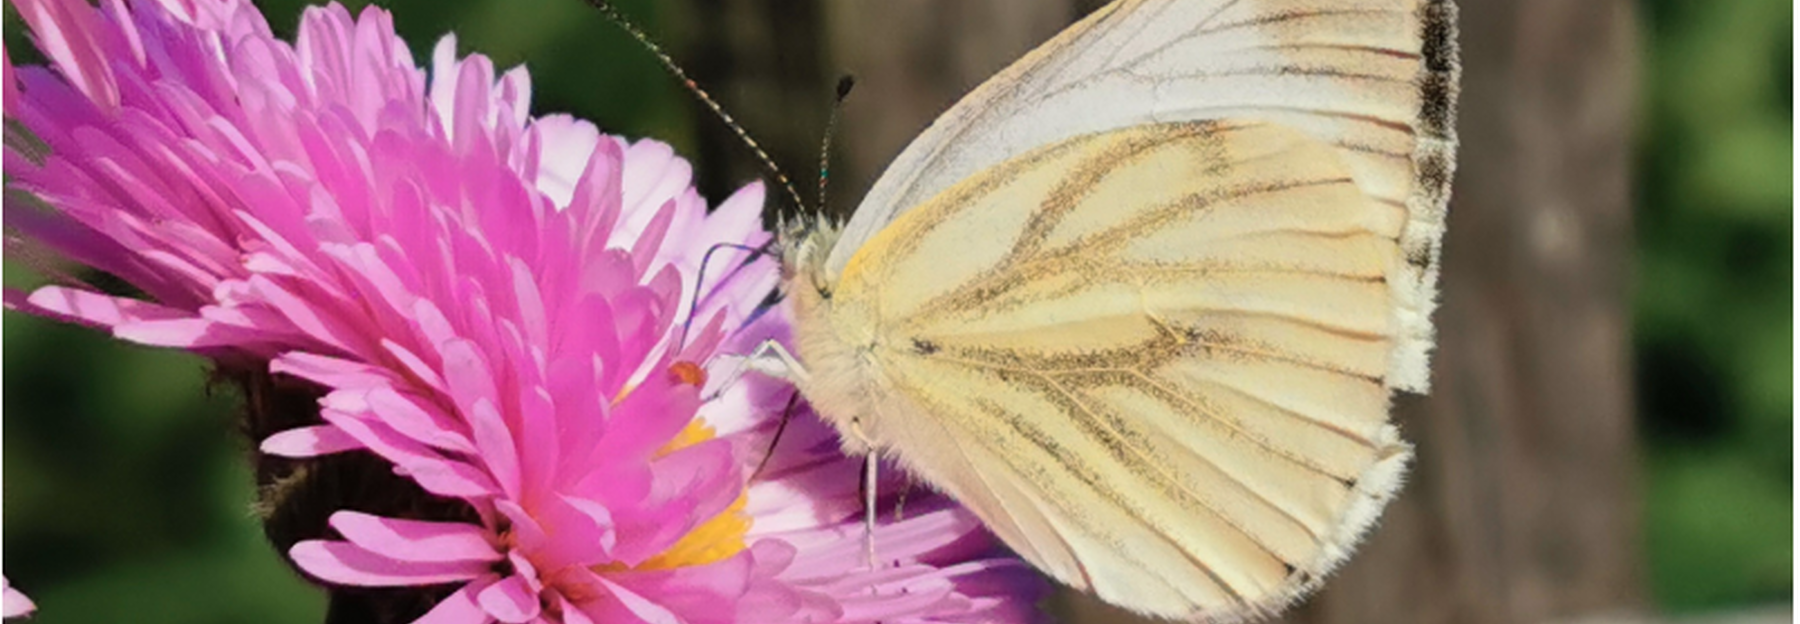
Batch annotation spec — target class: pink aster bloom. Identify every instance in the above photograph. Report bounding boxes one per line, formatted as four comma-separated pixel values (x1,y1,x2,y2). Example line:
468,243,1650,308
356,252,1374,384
2,0,1045,622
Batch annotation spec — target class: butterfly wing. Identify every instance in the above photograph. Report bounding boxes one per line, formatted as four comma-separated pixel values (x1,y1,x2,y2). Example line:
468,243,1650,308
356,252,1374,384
820,121,1411,619
827,0,1458,391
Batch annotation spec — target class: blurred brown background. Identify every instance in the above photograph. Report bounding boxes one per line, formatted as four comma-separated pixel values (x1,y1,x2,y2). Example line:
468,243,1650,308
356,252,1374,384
4,1,1789,623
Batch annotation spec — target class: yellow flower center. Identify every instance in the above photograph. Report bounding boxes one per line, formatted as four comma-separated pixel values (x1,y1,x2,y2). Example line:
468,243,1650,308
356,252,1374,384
599,417,750,572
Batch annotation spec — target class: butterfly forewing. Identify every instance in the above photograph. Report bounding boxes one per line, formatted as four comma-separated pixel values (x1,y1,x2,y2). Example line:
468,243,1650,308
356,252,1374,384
827,0,1458,392
799,122,1412,620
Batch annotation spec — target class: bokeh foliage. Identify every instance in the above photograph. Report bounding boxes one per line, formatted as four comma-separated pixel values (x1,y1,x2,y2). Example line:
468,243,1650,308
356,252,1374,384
1634,0,1792,611
2,0,1791,621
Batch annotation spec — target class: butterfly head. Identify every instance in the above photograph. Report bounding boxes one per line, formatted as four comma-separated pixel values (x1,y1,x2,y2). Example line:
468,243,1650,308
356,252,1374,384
778,213,843,305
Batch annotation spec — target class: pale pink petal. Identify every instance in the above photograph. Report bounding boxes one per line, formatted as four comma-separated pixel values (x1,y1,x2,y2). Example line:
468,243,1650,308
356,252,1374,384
269,352,395,390
260,424,362,457
468,398,521,500
12,0,120,109
414,575,499,624
592,576,682,624
320,407,497,497
25,285,192,328
289,540,487,587
364,387,475,454
114,316,276,348
476,575,539,624
328,511,501,564
555,596,594,624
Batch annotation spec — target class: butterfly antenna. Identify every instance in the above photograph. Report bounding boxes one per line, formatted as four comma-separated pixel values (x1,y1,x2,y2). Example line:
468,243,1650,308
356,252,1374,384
677,239,776,351
583,0,809,215
816,75,855,215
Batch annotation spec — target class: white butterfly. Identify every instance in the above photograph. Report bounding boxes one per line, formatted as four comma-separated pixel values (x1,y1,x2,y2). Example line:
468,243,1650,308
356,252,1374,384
750,0,1460,619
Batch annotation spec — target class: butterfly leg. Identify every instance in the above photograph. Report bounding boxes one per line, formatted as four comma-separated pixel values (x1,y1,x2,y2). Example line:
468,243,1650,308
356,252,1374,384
844,417,884,573
862,450,880,572
742,339,811,383
705,339,811,401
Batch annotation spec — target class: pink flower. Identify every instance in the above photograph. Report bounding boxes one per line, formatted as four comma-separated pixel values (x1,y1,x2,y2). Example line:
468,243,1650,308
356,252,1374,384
2,1,1045,622
2,576,33,619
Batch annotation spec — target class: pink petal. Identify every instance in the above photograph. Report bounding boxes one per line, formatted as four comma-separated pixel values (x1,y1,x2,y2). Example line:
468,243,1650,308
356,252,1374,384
468,397,521,500
592,576,681,624
555,596,595,624
439,339,500,424
12,0,120,109
414,575,499,624
24,285,191,328
475,575,539,624
260,424,362,457
269,352,394,389
320,407,498,498
328,511,501,564
289,540,487,587
494,499,547,553
365,387,476,454
113,316,274,349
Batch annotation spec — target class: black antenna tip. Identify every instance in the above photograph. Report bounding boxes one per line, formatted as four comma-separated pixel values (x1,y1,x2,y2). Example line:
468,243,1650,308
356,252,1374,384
835,75,857,101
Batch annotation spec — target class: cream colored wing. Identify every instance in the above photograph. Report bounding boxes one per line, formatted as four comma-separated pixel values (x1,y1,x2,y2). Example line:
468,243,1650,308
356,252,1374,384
827,0,1459,392
817,121,1411,620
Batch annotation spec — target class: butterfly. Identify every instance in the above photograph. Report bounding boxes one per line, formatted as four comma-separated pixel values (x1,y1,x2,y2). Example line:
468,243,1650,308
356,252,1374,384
745,0,1460,619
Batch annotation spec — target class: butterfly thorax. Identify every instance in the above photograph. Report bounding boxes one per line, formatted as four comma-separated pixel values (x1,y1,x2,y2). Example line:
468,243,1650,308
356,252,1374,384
782,220,887,456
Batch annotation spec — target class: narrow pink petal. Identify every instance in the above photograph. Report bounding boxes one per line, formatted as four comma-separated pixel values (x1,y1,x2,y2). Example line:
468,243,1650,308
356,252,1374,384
365,387,476,454
592,576,681,624
246,274,363,355
381,338,448,394
261,424,362,457
427,35,460,135
625,200,675,276
505,552,540,595
494,500,547,553
520,495,615,572
269,352,395,390
506,256,547,347
12,0,120,109
25,286,191,328
618,139,686,219
556,596,595,624
320,408,498,498
475,575,539,624
114,316,275,348
289,540,487,587
468,398,521,500
328,511,501,564
414,575,499,624
440,339,500,425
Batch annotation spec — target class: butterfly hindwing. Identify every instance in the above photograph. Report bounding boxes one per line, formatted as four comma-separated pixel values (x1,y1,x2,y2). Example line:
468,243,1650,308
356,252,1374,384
801,121,1411,620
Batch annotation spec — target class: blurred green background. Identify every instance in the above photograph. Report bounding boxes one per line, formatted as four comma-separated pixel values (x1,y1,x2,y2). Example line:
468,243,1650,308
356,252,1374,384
2,1,1791,622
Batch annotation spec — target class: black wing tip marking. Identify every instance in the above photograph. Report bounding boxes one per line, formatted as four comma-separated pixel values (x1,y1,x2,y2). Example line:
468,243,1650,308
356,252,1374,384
1415,0,1462,142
